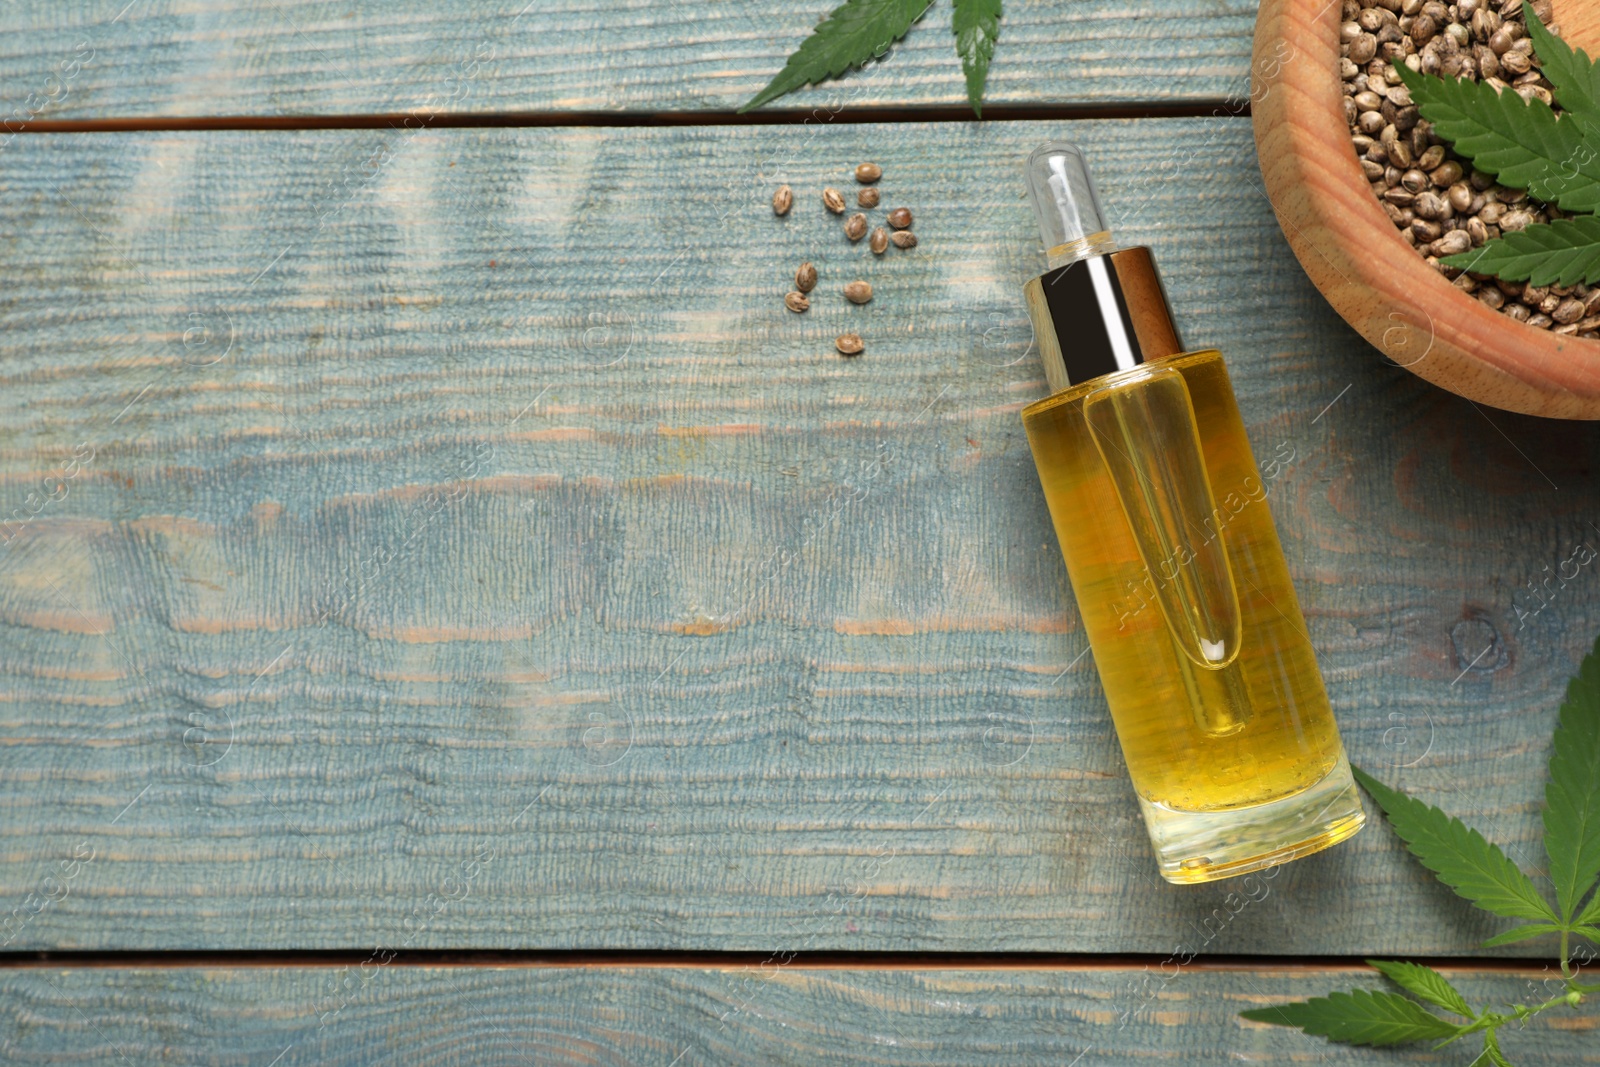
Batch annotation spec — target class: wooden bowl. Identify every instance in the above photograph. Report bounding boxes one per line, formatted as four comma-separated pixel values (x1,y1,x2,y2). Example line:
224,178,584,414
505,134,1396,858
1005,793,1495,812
1252,0,1600,419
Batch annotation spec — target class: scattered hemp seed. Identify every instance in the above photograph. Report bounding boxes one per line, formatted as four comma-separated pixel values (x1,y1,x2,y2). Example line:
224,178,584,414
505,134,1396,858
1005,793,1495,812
768,162,914,335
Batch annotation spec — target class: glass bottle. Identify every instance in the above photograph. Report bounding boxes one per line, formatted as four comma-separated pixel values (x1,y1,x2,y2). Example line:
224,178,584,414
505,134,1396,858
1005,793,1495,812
1018,141,1364,883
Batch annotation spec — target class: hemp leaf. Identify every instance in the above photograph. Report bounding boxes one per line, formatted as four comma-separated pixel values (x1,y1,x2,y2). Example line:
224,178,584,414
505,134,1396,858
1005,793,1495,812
742,0,1002,114
1365,960,1475,1019
1351,766,1557,922
1394,61,1600,213
1476,1031,1514,1067
1522,5,1600,124
1480,921,1565,947
952,0,1003,118
1441,215,1600,286
1240,989,1463,1046
741,0,933,113
1545,632,1600,921
1243,631,1600,1064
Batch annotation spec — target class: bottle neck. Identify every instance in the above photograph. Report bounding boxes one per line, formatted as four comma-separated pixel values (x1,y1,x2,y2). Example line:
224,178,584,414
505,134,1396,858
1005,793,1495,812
1044,230,1116,270
1023,245,1185,394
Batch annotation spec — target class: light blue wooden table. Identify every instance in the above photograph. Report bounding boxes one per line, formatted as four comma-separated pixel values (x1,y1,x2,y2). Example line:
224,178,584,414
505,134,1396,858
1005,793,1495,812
0,1,1595,1062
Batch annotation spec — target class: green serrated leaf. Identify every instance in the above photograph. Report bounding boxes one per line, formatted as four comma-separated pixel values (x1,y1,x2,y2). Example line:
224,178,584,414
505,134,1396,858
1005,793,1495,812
1366,959,1476,1018
1240,989,1462,1046
1394,62,1600,212
951,0,1001,117
741,0,932,113
1522,2,1600,123
1352,767,1558,922
1482,1028,1515,1067
1440,217,1600,286
1544,632,1600,921
1571,924,1600,944
1480,923,1565,947
1579,887,1600,927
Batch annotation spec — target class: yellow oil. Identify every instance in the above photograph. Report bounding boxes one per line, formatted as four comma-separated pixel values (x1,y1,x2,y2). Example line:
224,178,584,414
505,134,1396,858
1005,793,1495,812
1023,350,1343,814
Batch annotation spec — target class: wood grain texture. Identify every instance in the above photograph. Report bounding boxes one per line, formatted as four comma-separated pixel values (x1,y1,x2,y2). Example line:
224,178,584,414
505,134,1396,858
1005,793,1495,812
1557,0,1600,49
1252,0,1600,418
1,964,1594,1064
2,120,1600,955
0,0,1257,120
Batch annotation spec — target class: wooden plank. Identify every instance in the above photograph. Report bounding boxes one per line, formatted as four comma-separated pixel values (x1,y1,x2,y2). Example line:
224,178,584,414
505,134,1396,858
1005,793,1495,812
0,119,1597,955
0,0,1255,120
0,964,1593,1063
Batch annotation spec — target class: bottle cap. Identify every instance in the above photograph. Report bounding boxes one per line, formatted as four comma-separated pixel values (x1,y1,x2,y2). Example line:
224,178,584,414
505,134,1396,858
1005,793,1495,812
1022,142,1184,391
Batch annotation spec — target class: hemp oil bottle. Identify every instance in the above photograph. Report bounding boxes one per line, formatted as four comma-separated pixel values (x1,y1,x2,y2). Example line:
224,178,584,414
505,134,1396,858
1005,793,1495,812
1018,141,1364,883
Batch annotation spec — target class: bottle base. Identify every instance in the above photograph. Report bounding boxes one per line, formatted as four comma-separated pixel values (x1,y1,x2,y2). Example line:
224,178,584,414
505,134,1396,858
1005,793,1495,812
1137,755,1365,884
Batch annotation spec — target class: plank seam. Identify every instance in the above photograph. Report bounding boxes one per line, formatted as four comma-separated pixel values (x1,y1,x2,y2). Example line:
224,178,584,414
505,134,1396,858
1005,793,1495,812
2,101,1251,133
0,951,1562,973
